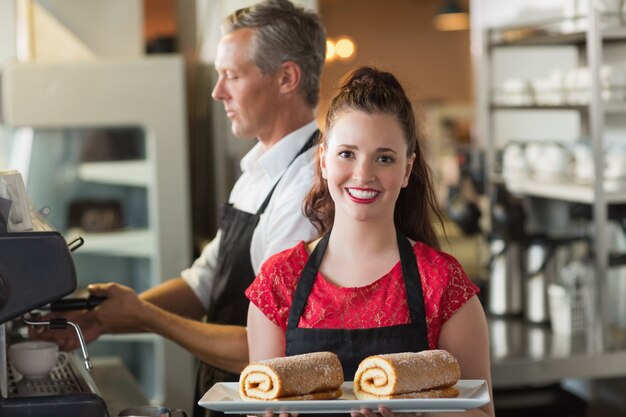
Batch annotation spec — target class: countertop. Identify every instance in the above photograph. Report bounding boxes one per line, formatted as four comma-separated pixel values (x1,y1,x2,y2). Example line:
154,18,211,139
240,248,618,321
489,316,626,388
90,356,149,417
86,320,626,410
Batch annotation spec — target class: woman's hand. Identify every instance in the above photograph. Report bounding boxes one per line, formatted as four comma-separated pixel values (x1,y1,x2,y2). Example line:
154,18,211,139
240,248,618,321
245,410,299,417
351,406,423,417
247,405,422,417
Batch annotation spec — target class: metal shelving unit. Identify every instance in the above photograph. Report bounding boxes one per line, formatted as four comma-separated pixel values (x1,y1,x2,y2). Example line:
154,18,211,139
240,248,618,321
473,0,626,387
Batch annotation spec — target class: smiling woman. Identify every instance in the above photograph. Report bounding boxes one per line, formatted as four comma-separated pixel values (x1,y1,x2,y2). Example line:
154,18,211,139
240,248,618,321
245,66,494,417
320,111,414,227
305,66,441,250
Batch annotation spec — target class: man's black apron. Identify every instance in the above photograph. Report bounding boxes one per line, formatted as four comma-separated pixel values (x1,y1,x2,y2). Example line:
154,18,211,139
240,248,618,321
193,131,318,417
285,229,429,416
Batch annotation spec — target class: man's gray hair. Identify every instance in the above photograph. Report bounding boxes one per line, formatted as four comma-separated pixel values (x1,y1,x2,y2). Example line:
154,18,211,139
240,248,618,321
223,0,326,107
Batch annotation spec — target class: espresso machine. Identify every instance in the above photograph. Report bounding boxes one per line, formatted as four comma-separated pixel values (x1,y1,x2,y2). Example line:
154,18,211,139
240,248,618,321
0,173,110,416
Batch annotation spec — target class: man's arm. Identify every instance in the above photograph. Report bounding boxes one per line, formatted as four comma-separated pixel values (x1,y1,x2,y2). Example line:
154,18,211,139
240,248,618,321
37,278,249,373
139,278,206,319
28,280,196,350
34,224,250,371
86,280,249,374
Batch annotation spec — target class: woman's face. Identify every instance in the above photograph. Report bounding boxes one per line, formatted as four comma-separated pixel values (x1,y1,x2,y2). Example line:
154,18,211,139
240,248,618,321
321,110,415,225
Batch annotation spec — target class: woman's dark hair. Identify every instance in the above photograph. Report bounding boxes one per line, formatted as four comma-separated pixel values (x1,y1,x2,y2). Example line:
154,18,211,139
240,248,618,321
303,66,444,248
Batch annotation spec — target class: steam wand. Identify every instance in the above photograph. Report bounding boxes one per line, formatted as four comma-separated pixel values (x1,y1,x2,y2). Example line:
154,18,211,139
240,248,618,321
22,315,93,371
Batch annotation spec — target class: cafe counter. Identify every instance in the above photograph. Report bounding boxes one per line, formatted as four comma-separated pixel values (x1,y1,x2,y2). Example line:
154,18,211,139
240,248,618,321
90,356,150,417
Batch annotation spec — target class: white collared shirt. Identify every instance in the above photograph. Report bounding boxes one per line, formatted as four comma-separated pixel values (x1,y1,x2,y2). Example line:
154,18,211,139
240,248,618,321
181,121,319,310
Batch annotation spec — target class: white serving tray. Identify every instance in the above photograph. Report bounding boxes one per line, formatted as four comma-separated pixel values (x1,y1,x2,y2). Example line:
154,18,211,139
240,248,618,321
198,380,490,414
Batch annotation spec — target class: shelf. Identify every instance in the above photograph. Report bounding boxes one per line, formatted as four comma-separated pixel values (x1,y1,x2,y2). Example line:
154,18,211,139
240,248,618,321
490,317,626,388
491,102,626,113
490,29,586,47
78,160,151,187
489,20,626,47
65,228,154,258
503,177,626,204
604,102,626,113
99,333,160,343
490,104,588,111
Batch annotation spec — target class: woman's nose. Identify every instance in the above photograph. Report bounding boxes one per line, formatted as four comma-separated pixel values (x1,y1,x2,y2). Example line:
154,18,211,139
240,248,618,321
353,160,374,182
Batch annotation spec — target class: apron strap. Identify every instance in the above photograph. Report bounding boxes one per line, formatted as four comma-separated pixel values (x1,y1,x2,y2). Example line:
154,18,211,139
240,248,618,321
256,130,319,216
287,229,428,336
286,232,329,329
396,230,428,336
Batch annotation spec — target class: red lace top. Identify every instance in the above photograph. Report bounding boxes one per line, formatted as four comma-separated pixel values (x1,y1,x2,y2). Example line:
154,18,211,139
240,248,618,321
246,241,479,349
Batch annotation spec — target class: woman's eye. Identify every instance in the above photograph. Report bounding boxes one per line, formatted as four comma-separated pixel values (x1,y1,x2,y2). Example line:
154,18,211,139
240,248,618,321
338,150,353,158
377,155,395,164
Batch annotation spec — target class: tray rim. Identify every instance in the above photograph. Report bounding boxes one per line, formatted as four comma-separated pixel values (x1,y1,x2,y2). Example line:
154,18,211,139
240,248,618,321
198,379,490,414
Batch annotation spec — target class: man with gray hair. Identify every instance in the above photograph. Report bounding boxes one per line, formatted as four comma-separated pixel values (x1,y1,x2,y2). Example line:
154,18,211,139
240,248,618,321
37,1,325,415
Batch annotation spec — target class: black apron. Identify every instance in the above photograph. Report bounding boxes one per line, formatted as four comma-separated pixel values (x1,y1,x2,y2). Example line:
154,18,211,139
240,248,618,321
285,229,429,416
193,131,318,417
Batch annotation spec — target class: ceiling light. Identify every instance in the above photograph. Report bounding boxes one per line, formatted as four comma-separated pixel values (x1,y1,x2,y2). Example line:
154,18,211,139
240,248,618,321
335,37,355,59
434,0,469,31
325,37,356,62
326,39,336,61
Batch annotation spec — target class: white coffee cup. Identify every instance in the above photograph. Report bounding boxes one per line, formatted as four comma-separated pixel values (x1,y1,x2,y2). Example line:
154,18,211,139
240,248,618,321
605,144,626,180
502,143,528,177
535,143,571,180
9,341,68,378
524,143,544,173
572,141,594,181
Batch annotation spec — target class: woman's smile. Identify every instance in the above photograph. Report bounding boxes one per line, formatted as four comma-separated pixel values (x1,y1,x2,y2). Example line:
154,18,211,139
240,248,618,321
345,187,380,203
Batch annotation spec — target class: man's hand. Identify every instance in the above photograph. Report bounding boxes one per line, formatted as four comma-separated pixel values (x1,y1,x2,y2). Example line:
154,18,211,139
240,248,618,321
30,282,149,351
86,282,150,334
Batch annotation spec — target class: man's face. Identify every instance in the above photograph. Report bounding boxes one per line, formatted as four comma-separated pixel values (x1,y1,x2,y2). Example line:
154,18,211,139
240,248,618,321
212,28,281,140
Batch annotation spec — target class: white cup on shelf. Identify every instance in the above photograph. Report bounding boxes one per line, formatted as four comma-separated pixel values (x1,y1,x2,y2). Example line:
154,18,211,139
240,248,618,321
524,143,543,174
598,0,626,26
572,141,594,181
9,341,68,378
563,68,579,104
534,143,571,181
601,64,626,102
498,78,533,106
502,143,528,177
605,145,626,180
575,67,590,104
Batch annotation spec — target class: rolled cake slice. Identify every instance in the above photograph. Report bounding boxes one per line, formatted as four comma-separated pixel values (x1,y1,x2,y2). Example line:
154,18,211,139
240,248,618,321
239,351,344,401
353,350,461,400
